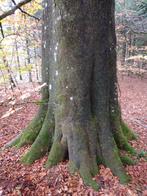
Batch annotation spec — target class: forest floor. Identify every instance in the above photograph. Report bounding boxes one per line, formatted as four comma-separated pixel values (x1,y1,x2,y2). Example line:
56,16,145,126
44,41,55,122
0,74,147,196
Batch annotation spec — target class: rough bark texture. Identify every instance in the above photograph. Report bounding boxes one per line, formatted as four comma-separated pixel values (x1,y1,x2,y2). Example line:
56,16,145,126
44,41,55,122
6,0,137,190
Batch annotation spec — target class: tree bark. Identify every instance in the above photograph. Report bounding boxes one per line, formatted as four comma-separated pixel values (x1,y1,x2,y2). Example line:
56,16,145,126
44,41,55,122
26,38,33,82
15,38,23,81
6,0,137,190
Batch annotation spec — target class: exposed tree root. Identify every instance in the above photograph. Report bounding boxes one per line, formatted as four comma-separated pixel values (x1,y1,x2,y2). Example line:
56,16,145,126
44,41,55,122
120,155,136,166
4,104,48,149
45,140,67,168
121,121,137,140
5,105,137,189
111,117,136,155
6,113,137,189
4,133,21,149
68,148,99,191
21,109,54,165
98,129,130,184
17,105,48,148
79,161,99,191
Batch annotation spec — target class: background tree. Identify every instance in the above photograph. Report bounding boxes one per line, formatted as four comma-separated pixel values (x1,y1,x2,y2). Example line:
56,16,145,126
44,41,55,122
0,0,42,86
116,0,147,75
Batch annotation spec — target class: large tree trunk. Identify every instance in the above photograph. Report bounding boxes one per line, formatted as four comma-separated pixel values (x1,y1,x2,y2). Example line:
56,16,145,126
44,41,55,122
6,0,137,190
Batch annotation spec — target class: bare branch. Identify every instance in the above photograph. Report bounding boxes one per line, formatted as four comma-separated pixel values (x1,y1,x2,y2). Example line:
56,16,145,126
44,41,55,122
11,0,40,21
0,33,20,43
0,22,4,38
0,0,32,20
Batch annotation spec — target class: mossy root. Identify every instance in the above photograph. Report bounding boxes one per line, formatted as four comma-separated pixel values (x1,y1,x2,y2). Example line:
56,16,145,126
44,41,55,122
120,155,136,165
4,134,21,149
121,121,137,140
15,101,48,148
80,163,99,191
45,140,67,168
21,111,54,164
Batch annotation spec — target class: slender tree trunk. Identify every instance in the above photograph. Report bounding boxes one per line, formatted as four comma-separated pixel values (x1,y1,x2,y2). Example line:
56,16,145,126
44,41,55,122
15,39,23,81
6,0,137,190
26,38,33,82
0,67,7,91
2,54,16,88
34,47,39,81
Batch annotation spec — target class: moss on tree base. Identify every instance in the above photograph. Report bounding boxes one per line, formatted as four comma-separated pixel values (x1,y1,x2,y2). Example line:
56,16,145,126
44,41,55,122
120,155,136,166
7,113,137,190
21,109,54,165
121,121,137,140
